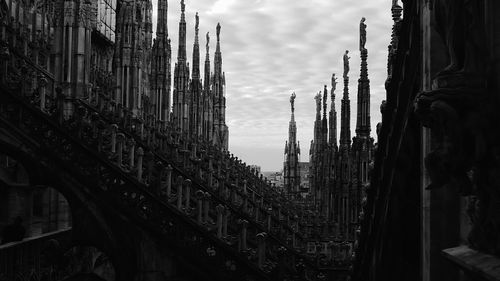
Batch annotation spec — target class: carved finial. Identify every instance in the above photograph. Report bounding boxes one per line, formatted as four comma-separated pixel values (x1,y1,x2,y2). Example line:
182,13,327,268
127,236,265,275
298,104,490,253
331,73,337,94
290,92,296,113
181,0,185,13
360,17,367,51
216,23,221,41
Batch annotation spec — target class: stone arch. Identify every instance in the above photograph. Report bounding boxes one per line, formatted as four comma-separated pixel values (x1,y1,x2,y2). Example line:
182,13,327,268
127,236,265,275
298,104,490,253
0,135,137,279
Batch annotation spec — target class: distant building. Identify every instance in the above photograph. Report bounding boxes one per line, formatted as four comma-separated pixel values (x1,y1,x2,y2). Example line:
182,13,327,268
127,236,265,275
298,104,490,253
249,165,261,174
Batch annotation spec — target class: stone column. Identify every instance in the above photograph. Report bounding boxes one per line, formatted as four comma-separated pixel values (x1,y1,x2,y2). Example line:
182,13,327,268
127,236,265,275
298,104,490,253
216,204,225,238
110,124,118,153
256,232,267,268
136,147,144,182
128,139,136,169
267,207,272,231
203,193,211,224
176,176,183,210
222,209,229,238
196,190,204,223
239,219,248,251
184,179,191,213
116,133,125,166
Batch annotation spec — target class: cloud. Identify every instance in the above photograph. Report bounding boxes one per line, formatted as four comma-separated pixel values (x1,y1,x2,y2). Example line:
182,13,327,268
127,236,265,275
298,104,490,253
151,0,394,171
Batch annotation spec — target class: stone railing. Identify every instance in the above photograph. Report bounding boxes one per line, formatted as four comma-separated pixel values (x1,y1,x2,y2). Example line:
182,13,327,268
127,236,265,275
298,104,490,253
0,228,71,281
0,47,330,281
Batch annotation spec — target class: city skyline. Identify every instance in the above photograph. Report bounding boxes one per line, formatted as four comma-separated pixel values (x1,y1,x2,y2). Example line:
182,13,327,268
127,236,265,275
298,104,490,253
153,0,393,171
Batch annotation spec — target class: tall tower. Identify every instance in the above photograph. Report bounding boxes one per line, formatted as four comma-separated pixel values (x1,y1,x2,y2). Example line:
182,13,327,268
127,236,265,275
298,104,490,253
189,13,203,137
151,0,172,121
173,0,191,133
212,23,229,150
284,93,301,196
202,32,213,142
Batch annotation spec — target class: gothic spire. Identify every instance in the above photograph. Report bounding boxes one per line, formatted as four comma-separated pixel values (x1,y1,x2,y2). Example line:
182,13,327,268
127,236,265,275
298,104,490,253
329,73,338,147
356,18,371,138
204,32,210,91
289,92,297,143
214,23,222,76
156,0,168,37
177,0,187,62
192,12,200,80
340,51,351,149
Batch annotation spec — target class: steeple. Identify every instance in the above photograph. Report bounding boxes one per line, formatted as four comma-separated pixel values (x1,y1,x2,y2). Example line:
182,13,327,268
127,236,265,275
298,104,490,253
204,32,211,91
356,17,371,138
212,22,229,150
329,73,338,148
289,92,297,144
340,50,351,149
202,32,212,142
156,0,168,37
173,0,191,131
284,92,300,194
192,13,200,80
214,23,222,77
178,0,187,62
321,85,328,150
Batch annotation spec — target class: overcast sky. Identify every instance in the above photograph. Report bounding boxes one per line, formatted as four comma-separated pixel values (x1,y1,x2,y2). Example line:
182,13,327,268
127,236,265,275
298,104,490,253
152,0,394,171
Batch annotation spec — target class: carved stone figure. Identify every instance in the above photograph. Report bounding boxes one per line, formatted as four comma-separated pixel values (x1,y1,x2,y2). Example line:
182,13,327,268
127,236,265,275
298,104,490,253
331,73,337,93
290,92,296,112
359,17,367,51
433,0,487,80
181,0,185,12
216,23,221,40
343,50,350,79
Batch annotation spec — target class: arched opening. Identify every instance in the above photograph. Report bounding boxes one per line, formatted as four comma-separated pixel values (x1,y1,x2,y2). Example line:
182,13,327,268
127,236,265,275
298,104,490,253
0,152,72,244
0,151,74,281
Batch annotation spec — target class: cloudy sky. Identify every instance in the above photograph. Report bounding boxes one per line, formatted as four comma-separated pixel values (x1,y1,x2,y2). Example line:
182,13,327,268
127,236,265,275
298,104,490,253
152,0,394,171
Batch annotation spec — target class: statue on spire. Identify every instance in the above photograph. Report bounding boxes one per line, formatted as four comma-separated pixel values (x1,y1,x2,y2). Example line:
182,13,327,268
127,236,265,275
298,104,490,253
181,0,185,13
343,50,350,79
290,92,296,112
206,32,210,52
331,73,337,93
216,23,221,41
360,17,367,51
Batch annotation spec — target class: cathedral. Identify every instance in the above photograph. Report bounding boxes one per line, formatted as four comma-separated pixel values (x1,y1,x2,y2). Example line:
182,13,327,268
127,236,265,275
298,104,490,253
1,0,499,280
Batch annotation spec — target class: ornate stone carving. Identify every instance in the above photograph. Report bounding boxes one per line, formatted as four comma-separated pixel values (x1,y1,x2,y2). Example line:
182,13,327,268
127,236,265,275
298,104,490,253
415,0,500,255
